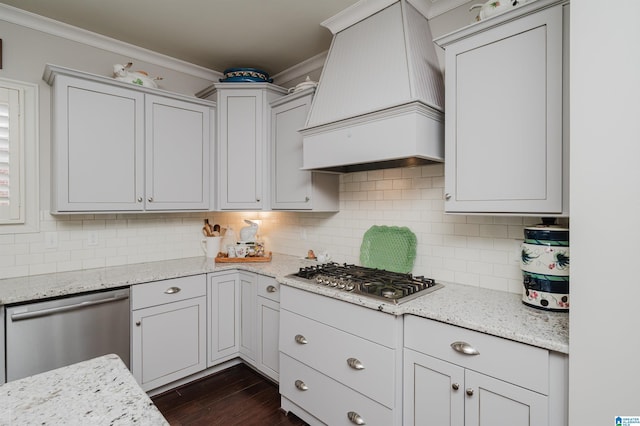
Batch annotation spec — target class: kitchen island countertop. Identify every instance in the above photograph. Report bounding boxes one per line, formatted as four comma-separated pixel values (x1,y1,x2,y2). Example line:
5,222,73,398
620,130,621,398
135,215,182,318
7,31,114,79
0,354,168,425
0,253,568,354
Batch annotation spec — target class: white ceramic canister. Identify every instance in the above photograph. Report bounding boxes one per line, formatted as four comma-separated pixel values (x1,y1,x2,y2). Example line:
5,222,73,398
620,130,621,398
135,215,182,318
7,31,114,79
520,225,569,311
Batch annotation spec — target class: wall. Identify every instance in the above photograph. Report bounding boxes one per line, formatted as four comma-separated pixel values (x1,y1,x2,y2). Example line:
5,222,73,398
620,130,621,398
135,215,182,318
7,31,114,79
569,1,640,423
0,3,558,297
0,7,220,279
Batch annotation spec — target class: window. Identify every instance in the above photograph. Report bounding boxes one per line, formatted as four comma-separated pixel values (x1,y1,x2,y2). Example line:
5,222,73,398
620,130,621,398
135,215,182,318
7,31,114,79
0,78,38,233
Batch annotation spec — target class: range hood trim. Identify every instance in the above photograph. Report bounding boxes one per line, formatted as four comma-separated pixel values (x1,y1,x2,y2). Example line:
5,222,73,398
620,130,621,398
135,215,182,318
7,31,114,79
301,101,444,173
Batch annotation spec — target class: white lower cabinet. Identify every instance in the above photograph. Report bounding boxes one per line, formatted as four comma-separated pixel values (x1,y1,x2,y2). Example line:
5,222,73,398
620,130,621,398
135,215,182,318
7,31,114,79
131,275,207,392
207,271,280,381
207,271,240,365
239,271,257,362
257,275,280,381
279,285,403,426
403,315,567,426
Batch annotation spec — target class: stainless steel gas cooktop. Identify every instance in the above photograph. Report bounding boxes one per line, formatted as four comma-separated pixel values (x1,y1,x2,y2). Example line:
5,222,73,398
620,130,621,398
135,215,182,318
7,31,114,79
289,263,443,304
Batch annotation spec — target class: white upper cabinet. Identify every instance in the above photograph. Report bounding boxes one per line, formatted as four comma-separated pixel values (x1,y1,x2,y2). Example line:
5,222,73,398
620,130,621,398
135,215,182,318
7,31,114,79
144,95,210,210
45,64,213,213
435,1,569,215
270,89,339,211
204,83,287,210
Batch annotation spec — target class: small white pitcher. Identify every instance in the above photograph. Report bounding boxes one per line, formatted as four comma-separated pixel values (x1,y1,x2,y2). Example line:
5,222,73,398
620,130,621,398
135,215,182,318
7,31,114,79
201,236,222,259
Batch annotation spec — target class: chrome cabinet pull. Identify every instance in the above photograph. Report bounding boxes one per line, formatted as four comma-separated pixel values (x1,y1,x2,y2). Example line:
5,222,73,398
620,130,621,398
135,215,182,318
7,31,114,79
444,193,452,200
294,334,308,344
452,383,460,390
294,380,308,391
347,411,366,425
135,321,141,326
148,197,154,202
466,388,474,396
266,285,277,293
347,357,365,370
137,196,143,202
164,286,181,294
451,341,480,356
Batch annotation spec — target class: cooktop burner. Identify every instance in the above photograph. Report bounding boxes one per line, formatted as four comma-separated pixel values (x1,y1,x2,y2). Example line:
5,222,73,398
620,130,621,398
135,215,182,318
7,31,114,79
289,263,443,304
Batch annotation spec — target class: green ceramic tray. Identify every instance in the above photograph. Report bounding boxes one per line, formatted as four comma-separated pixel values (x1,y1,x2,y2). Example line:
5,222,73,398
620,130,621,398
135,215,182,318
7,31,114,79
359,225,417,273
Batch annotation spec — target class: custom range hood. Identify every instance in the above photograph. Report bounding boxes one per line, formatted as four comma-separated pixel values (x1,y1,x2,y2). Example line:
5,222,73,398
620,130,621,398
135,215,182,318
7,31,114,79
301,0,445,173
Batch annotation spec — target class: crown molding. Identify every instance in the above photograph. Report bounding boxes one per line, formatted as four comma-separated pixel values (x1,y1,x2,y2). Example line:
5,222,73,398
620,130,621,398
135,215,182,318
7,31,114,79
271,51,328,86
0,3,222,81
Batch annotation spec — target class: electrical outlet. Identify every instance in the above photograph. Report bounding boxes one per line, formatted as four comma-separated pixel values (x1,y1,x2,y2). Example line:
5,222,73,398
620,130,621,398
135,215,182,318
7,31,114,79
87,231,98,246
44,232,58,249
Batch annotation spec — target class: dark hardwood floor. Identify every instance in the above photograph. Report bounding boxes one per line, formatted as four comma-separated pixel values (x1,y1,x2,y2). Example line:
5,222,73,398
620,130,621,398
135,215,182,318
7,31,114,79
152,363,308,426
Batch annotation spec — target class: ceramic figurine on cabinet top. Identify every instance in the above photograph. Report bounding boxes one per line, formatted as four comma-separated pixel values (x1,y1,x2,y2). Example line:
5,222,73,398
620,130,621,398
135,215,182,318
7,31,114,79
113,62,163,88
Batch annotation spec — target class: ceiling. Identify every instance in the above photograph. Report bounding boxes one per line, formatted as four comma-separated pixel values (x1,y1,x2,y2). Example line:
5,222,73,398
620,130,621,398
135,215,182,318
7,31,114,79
0,0,364,76
0,0,465,77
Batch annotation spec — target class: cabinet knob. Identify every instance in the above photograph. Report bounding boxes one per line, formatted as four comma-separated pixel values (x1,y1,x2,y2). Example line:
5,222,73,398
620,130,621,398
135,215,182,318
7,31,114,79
347,357,365,370
256,198,261,202
164,286,181,294
451,341,480,356
294,334,308,345
148,197,154,202
135,321,141,326
452,383,460,390
266,285,277,293
294,380,308,391
444,193,452,200
305,196,310,202
347,411,366,425
466,388,474,396
137,196,143,202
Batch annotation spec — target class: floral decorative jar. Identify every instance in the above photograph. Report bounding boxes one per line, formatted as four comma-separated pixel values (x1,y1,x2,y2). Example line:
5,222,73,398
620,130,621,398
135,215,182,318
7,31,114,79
520,224,569,311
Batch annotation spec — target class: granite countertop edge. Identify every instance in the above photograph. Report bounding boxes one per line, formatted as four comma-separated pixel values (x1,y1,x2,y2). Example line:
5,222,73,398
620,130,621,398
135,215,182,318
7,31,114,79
0,354,168,425
0,254,569,354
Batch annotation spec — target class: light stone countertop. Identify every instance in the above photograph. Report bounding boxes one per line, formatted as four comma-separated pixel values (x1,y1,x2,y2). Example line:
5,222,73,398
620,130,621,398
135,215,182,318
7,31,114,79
0,253,569,354
0,354,168,425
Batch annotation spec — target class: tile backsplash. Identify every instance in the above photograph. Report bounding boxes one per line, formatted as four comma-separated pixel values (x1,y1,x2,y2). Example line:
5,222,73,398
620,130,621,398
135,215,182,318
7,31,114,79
0,164,560,294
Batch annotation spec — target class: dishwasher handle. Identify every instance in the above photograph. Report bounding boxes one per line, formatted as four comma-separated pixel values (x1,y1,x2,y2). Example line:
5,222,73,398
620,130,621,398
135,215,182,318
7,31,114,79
10,293,129,322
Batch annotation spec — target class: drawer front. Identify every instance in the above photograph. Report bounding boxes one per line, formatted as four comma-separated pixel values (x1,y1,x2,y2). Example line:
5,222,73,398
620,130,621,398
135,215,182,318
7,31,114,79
280,353,393,426
132,275,206,310
281,285,399,348
257,275,280,302
280,309,395,407
404,315,549,394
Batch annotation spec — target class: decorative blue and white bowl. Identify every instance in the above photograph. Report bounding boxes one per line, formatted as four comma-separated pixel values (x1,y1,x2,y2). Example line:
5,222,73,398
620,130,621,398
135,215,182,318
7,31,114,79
520,225,569,311
219,67,273,83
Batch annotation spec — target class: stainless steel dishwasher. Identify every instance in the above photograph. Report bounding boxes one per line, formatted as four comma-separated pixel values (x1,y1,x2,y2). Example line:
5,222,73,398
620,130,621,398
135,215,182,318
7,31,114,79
5,287,130,382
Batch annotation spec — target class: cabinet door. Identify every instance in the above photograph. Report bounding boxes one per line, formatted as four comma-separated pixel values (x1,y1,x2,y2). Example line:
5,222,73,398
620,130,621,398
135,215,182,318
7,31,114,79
132,296,206,391
218,89,263,210
239,271,257,361
145,95,210,210
271,93,313,209
404,348,464,426
52,76,144,212
465,370,548,426
208,272,240,366
257,296,279,381
443,6,564,214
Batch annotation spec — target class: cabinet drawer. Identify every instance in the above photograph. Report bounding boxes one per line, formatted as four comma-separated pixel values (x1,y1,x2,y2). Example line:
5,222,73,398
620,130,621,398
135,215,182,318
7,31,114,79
280,353,393,426
132,275,206,310
404,315,549,394
280,309,395,407
281,285,399,348
257,275,280,302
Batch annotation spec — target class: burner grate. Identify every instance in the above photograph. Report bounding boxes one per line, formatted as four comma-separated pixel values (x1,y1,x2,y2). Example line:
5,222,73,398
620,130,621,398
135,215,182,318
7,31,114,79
292,263,442,304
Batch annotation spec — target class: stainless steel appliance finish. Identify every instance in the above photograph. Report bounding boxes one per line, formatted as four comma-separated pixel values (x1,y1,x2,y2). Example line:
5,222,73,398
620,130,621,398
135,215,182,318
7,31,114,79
290,263,443,304
5,288,130,382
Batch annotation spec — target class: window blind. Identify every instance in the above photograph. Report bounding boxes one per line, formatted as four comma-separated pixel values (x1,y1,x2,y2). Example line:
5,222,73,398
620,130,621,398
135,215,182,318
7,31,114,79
0,86,21,222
